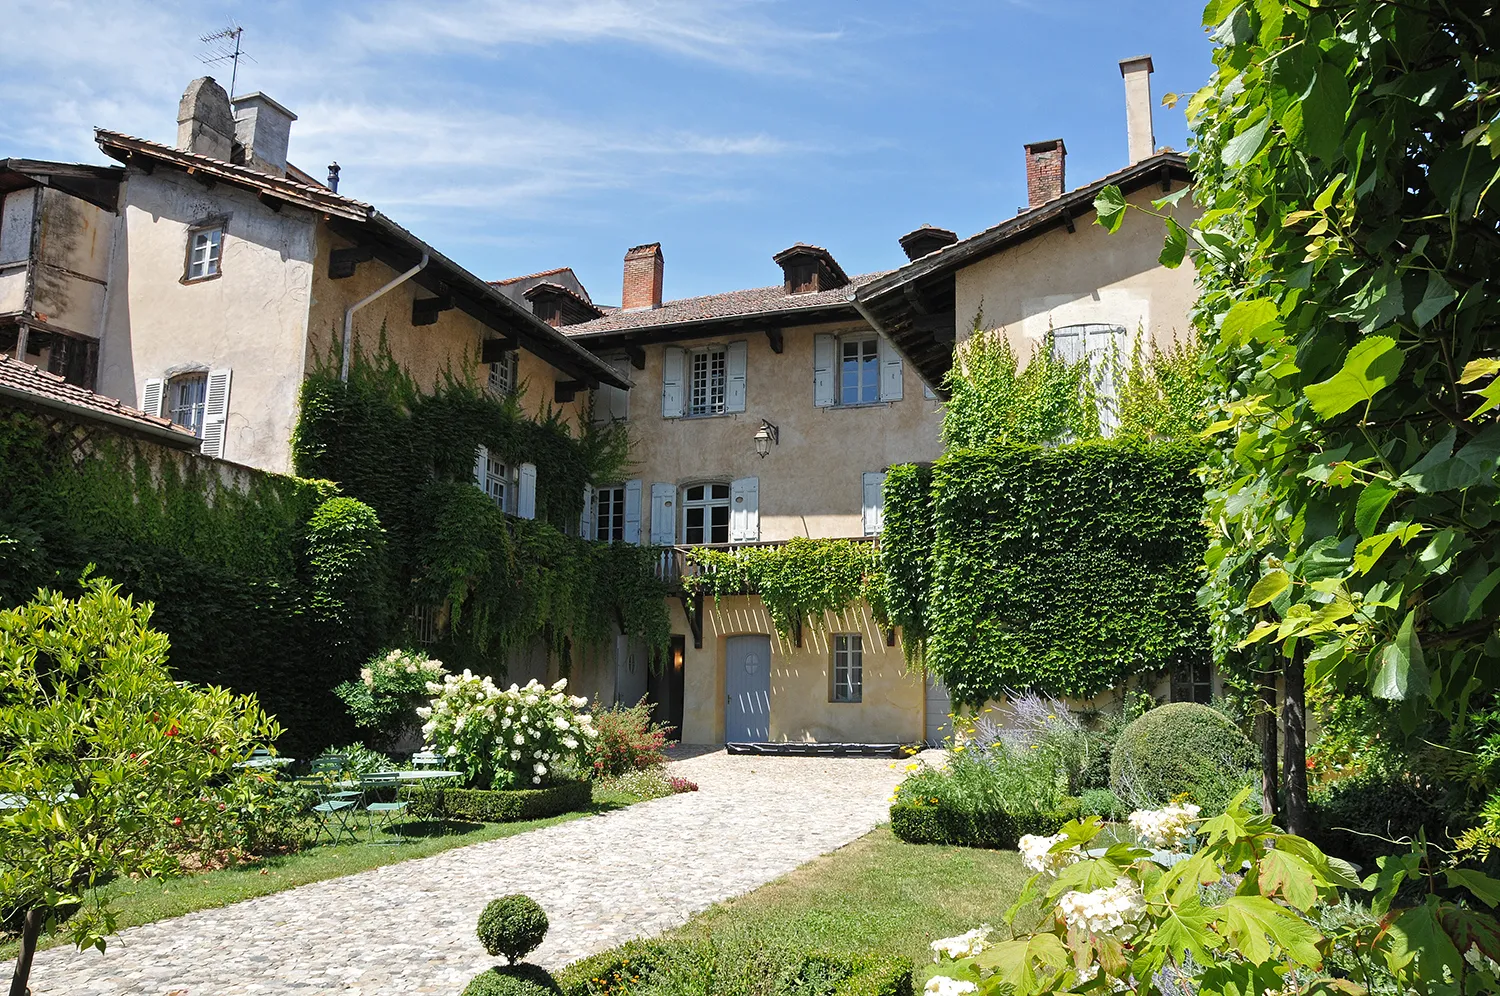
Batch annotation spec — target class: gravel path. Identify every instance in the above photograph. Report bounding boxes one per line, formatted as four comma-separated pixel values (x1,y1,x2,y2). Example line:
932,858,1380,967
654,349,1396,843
11,750,907,996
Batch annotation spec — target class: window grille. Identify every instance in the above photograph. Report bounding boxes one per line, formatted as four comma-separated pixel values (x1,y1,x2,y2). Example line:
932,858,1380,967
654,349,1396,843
681,482,730,544
187,226,223,280
688,347,726,416
838,335,880,405
832,634,863,702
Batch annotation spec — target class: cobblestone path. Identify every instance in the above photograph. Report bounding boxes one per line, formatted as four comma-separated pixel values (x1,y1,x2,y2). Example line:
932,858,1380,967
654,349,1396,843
12,751,906,996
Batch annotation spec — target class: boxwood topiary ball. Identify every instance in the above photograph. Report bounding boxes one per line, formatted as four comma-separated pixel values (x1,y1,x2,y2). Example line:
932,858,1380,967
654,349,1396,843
462,964,560,996
1109,702,1255,813
477,894,549,964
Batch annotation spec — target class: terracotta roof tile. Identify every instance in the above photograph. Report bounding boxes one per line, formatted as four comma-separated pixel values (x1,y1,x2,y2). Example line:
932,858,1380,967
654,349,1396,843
564,271,889,337
0,354,199,447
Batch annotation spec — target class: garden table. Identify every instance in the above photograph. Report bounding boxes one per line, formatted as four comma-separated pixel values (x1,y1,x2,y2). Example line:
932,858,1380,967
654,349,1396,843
235,755,295,770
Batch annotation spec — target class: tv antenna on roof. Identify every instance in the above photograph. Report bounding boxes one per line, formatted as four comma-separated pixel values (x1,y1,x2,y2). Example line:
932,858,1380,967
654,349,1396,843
199,23,255,97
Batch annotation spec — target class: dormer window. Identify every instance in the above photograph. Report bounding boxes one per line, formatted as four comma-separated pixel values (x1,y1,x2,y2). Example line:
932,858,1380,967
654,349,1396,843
773,244,849,296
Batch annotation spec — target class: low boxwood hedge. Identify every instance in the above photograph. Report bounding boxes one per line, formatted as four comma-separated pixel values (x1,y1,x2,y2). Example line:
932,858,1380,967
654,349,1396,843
407,780,592,823
888,797,1080,849
555,939,912,996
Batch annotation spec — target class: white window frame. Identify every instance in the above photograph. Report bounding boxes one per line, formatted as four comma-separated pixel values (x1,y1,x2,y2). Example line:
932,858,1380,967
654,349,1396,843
836,334,881,406
166,373,208,437
185,225,224,281
832,633,863,703
681,481,731,545
488,351,518,395
594,484,627,542
686,345,727,417
483,453,514,512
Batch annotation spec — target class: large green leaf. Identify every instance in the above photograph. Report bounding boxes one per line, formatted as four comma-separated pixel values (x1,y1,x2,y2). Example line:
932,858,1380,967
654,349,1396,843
1220,895,1325,966
1373,611,1428,701
984,933,1069,995
1445,868,1500,908
1160,216,1189,268
1399,426,1500,493
1303,337,1404,418
1300,62,1351,164
1222,117,1271,168
1221,299,1280,344
1246,569,1290,607
1094,185,1128,234
1355,481,1396,538
1382,901,1462,978
1413,271,1458,327
1257,847,1320,911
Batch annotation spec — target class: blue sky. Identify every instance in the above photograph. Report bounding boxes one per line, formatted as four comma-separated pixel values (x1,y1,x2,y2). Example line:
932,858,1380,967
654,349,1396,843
3,0,1213,304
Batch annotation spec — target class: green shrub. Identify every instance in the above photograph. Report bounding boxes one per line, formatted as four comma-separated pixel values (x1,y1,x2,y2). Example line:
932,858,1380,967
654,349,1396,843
407,781,592,823
596,768,675,802
555,940,911,996
557,939,713,996
478,895,549,964
1309,773,1450,868
1109,702,1255,812
1078,788,1127,822
463,965,561,996
896,744,1068,816
888,798,1078,849
333,648,447,748
589,696,671,777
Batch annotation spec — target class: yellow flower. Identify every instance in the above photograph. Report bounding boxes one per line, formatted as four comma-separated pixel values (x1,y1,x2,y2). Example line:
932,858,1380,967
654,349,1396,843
906,762,919,771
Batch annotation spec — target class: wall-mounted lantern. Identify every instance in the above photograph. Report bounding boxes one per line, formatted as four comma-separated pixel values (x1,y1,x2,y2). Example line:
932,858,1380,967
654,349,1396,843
754,419,780,458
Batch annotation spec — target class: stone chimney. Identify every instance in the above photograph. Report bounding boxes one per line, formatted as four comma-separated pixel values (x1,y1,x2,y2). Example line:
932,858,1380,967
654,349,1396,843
176,77,236,161
898,225,958,262
231,92,298,175
622,243,664,310
1120,55,1156,164
1024,138,1066,207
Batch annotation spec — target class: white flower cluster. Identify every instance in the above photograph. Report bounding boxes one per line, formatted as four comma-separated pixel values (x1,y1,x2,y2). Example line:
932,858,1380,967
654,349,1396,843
364,648,447,688
1056,883,1145,937
929,925,992,962
923,976,977,996
1127,802,1202,850
420,674,596,788
1018,832,1082,874
1466,943,1500,978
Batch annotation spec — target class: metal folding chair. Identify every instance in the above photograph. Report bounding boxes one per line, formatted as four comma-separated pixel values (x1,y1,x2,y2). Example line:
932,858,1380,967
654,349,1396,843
362,771,410,844
304,754,362,845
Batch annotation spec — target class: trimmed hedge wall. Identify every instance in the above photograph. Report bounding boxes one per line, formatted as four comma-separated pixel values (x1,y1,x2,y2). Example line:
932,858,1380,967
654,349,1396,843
555,939,913,996
882,440,1207,705
407,780,592,823
889,798,1081,850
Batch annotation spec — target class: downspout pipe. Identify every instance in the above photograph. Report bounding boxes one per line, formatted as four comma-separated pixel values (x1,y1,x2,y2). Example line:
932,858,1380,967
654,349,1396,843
340,252,429,382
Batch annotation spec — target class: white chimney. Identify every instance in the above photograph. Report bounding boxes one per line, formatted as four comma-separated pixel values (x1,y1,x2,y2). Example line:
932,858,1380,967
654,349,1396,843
176,77,236,161
1119,55,1156,164
231,92,298,176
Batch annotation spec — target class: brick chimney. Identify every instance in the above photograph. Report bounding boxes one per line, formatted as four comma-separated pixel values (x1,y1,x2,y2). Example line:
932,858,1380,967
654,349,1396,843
1024,138,1066,208
1120,55,1156,164
176,77,236,161
622,243,664,311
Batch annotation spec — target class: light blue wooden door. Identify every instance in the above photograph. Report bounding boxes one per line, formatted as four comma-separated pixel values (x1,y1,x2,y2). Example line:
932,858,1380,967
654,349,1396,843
925,672,952,746
725,635,772,742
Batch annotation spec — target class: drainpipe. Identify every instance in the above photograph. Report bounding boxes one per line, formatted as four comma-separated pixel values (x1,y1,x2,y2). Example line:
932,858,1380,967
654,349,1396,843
340,252,429,382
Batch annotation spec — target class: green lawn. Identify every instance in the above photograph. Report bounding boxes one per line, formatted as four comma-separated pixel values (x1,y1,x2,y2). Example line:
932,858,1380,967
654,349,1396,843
666,826,1036,981
1,785,644,963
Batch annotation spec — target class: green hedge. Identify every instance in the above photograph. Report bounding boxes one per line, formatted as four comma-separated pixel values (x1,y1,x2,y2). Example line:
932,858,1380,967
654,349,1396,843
888,798,1080,850
883,440,1207,705
555,939,912,996
407,780,592,823
1109,702,1255,813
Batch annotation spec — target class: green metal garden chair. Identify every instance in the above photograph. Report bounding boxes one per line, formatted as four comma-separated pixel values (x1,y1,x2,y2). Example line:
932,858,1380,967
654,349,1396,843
304,753,362,845
361,771,410,844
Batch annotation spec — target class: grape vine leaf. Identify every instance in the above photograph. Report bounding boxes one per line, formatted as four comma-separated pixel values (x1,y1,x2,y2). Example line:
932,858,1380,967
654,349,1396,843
1303,337,1403,418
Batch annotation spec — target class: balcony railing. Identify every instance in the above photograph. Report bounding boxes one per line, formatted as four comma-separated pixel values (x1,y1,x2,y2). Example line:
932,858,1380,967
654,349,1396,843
652,536,879,589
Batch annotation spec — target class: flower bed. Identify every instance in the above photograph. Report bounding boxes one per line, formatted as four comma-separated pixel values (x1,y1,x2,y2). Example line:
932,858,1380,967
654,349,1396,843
889,798,1079,850
556,939,913,996
407,780,592,823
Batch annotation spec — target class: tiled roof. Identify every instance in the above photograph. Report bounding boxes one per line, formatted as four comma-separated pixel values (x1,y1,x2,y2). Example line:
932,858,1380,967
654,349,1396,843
0,354,199,448
564,271,889,337
94,130,372,221
493,267,572,286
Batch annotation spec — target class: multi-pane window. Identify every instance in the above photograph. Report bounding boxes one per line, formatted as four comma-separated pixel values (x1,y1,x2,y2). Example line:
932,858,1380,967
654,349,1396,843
1171,660,1213,704
594,485,626,542
167,374,208,436
682,483,730,545
186,226,223,281
489,351,517,395
483,454,512,511
832,634,863,703
838,335,880,405
688,346,726,416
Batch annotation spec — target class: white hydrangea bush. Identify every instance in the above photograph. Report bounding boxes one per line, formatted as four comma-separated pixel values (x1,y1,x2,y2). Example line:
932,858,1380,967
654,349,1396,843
1126,802,1201,851
419,674,596,789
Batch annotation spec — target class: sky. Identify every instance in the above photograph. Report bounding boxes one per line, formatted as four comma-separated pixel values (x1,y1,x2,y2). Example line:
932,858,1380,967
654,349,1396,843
1,0,1214,305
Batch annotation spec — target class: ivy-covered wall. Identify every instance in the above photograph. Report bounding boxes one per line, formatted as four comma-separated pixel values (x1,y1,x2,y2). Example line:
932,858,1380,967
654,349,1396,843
290,344,670,673
882,440,1209,705
0,408,385,755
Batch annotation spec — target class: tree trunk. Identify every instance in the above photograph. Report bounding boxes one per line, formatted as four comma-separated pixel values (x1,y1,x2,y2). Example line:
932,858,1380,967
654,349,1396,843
8,907,44,996
1282,641,1309,837
1258,663,1280,820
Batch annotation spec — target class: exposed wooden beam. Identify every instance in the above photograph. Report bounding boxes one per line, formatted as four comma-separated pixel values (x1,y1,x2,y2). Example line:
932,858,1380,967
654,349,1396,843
127,152,154,175
188,168,216,190
679,593,704,650
901,283,930,316
258,192,283,213
480,337,518,363
412,295,454,327
625,345,646,370
766,327,784,354
328,245,374,279
554,379,587,404
1062,208,1076,234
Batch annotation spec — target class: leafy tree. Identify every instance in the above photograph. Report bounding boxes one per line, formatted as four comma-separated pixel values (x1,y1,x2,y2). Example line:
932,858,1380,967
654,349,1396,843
0,579,279,996
1098,0,1500,834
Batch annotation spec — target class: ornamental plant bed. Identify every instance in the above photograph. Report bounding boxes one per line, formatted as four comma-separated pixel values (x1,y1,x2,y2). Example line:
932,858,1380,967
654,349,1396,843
888,798,1080,850
407,780,592,823
556,938,913,996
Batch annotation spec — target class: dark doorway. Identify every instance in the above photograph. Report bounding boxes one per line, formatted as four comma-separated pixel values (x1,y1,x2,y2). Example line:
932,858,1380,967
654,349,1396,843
649,635,686,741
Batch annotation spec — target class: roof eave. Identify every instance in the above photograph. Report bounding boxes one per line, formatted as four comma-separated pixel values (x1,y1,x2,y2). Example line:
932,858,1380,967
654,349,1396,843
566,300,865,344
0,381,201,450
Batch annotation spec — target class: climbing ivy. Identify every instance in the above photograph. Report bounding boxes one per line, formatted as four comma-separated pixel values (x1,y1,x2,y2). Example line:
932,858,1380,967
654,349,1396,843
884,441,1208,706
292,334,670,670
0,409,382,755
684,538,886,641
